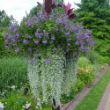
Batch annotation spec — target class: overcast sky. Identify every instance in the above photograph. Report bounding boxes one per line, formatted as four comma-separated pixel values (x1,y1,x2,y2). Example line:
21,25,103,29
0,0,81,22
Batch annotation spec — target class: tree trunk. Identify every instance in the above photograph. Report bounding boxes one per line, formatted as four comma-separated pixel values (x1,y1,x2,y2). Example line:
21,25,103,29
52,98,60,110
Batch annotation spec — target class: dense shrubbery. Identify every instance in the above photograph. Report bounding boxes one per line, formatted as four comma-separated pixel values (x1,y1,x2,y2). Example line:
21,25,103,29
77,57,95,85
61,57,95,103
0,57,27,95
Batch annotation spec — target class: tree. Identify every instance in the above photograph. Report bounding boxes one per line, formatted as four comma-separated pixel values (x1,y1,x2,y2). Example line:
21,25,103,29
77,0,110,39
76,0,110,58
0,10,11,28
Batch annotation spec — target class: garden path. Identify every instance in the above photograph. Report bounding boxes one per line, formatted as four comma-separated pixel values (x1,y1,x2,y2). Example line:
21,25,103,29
61,65,109,110
97,82,110,110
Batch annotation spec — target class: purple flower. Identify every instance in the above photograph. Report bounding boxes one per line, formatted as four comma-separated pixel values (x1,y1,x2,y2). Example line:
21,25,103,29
5,39,8,44
35,32,41,38
87,39,94,46
15,33,20,37
29,57,33,64
43,31,49,38
44,59,50,65
11,38,16,43
75,41,80,45
65,32,70,36
5,45,8,48
42,40,47,44
23,39,28,45
34,40,39,45
10,24,17,33
84,33,89,39
56,18,62,24
76,32,82,39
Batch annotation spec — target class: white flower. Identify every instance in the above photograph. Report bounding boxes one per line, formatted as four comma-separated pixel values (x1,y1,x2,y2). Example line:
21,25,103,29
10,85,16,90
0,102,4,109
23,103,31,110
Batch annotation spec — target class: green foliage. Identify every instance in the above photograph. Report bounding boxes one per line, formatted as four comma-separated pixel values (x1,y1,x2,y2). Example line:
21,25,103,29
0,90,51,110
0,32,16,58
0,57,27,94
0,10,11,29
61,79,85,103
76,0,110,62
77,57,95,85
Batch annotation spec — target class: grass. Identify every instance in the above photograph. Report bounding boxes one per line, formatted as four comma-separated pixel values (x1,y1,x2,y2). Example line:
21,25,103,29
74,68,110,110
0,57,27,93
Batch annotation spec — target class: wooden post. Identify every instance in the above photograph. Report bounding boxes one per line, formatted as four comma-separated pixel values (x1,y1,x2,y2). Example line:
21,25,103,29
52,98,60,110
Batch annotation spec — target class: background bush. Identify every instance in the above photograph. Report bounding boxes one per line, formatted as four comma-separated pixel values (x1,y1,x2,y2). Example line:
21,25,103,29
77,57,95,85
0,57,28,94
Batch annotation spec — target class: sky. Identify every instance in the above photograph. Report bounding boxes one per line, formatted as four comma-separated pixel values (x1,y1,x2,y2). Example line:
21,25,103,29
0,0,81,23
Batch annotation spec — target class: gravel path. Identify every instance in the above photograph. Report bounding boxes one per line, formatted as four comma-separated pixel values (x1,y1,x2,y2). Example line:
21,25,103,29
97,83,110,110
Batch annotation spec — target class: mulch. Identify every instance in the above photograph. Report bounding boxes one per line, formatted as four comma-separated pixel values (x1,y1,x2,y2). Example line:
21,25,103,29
61,65,110,110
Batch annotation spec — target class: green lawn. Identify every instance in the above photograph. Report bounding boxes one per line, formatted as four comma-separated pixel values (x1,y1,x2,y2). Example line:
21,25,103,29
74,68,110,110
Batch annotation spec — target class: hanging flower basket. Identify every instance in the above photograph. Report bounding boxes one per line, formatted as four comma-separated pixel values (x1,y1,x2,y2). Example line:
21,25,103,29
3,1,93,110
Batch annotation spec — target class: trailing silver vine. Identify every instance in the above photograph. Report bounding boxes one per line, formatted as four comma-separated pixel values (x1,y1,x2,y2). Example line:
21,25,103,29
27,48,65,109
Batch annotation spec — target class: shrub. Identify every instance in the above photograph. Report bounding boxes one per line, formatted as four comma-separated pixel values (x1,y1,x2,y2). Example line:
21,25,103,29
0,57,27,94
77,57,95,85
2,91,36,110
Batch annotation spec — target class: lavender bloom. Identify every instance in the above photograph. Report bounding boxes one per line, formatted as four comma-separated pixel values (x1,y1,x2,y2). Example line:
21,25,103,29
34,40,39,45
29,57,33,64
86,39,94,46
76,32,82,39
23,39,28,45
65,32,70,36
42,40,47,44
26,17,36,27
75,41,80,45
44,59,50,65
35,32,41,38
10,24,17,33
15,33,20,37
5,45,8,48
43,31,49,38
83,33,90,39
56,18,62,24
4,39,8,44
11,38,16,43
79,46,88,52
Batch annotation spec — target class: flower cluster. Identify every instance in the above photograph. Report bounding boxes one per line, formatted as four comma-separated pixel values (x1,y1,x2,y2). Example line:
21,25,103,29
3,2,93,56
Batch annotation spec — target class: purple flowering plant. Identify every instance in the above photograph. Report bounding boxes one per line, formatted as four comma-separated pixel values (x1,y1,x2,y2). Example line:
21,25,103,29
3,1,94,56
